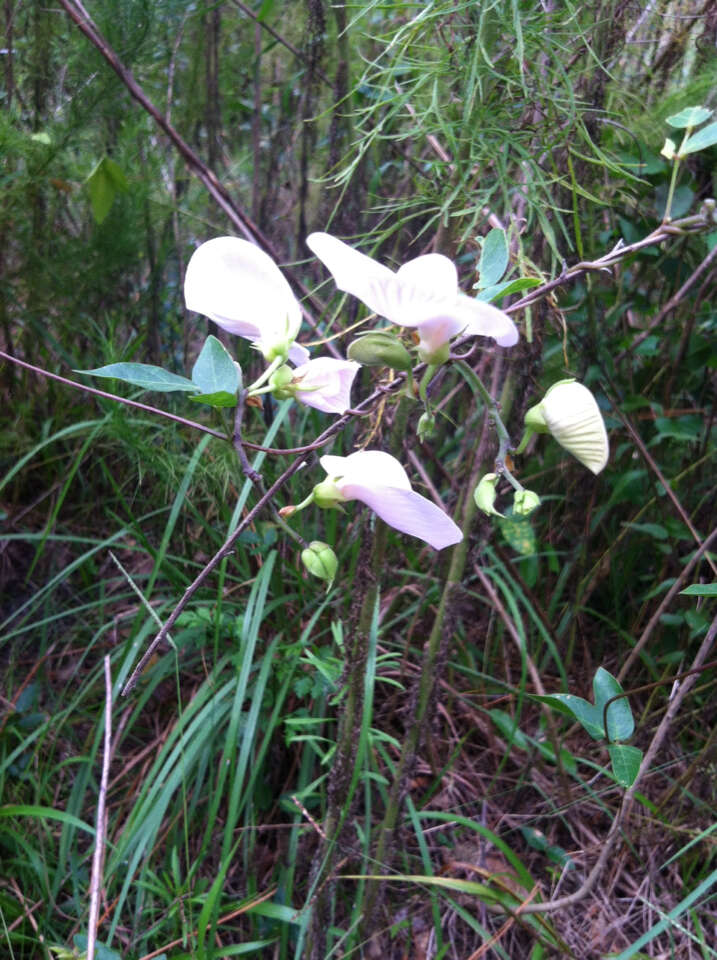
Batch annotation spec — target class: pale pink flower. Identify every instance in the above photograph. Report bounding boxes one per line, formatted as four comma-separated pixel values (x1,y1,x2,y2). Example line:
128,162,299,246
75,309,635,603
317,450,462,550
291,358,360,414
306,232,518,360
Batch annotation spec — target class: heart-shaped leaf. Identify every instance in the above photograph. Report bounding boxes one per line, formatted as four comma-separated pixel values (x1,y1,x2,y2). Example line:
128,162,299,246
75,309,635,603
191,335,241,396
593,667,634,742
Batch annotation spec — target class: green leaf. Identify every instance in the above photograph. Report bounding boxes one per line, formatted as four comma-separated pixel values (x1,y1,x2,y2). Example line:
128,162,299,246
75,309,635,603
622,522,669,540
78,363,199,393
475,276,541,301
86,156,129,225
680,583,717,597
497,512,536,556
477,228,509,288
680,121,717,155
256,0,276,19
665,106,712,129
608,744,642,788
191,335,241,396
188,391,239,408
593,667,634,741
532,693,605,740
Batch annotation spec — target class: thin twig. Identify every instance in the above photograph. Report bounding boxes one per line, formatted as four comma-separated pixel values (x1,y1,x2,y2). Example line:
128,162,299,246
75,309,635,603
614,242,717,363
87,656,112,960
618,527,717,682
56,0,329,332
615,411,717,578
0,350,227,440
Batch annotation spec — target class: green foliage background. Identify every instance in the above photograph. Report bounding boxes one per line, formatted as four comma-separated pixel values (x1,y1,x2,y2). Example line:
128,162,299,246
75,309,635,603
1,1,716,958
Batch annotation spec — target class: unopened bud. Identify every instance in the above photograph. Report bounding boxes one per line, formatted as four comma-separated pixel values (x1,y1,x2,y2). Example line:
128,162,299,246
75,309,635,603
417,412,436,442
513,489,541,516
278,505,296,518
347,332,413,372
473,473,503,517
301,541,338,584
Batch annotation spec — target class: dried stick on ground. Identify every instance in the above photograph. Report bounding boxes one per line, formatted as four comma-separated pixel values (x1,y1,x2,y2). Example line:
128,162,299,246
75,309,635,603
87,655,112,960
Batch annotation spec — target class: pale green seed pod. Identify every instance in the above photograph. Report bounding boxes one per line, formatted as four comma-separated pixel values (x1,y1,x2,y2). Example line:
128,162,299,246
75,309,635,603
347,332,413,372
513,489,541,516
473,473,503,517
301,541,338,583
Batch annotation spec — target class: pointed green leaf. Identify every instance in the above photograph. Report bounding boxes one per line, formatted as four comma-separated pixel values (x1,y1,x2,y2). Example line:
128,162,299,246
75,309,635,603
475,276,541,301
608,744,643,787
680,121,717,155
532,693,605,740
593,667,634,741
78,363,199,393
85,157,129,225
191,335,240,397
665,106,712,129
103,157,129,191
477,228,509,288
680,583,717,597
188,391,238,408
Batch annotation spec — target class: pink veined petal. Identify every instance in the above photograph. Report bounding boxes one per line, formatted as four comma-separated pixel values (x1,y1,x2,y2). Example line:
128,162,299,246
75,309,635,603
293,358,359,414
321,450,412,491
453,294,519,347
340,483,462,550
306,232,402,320
184,237,302,344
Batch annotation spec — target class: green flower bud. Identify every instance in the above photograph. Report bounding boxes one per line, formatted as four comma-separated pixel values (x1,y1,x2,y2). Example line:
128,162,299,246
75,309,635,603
473,473,503,517
347,332,413,372
520,379,609,474
268,364,296,399
312,478,346,509
513,489,541,516
301,541,338,584
417,412,436,442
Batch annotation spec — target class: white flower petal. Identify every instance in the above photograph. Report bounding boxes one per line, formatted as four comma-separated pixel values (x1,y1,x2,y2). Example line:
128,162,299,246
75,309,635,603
184,237,302,349
453,294,519,347
321,450,411,491
292,358,359,414
306,232,399,319
341,483,462,550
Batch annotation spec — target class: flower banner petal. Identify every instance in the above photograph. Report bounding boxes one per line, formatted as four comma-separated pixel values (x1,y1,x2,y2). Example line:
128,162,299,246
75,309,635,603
306,232,400,319
321,450,412,491
185,237,302,347
341,483,462,550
